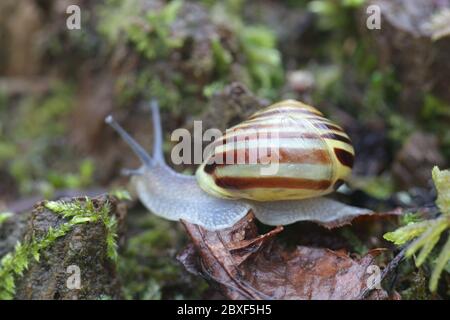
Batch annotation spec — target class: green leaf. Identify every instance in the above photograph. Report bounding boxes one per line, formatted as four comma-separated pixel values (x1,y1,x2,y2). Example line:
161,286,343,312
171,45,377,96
432,166,450,215
405,218,447,256
71,216,93,224
383,220,431,245
429,236,450,292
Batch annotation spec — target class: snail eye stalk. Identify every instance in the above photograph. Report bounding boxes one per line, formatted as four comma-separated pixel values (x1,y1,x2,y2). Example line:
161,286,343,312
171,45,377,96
105,115,153,167
150,99,164,164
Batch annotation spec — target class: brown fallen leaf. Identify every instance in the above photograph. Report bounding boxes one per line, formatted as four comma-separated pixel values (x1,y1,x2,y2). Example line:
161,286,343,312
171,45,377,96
178,212,390,300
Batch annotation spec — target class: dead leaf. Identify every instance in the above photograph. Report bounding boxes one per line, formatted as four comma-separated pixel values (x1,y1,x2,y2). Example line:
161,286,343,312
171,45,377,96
178,212,390,300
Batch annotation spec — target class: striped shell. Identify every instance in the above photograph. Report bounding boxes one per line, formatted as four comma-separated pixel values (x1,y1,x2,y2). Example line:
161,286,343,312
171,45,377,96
195,100,354,201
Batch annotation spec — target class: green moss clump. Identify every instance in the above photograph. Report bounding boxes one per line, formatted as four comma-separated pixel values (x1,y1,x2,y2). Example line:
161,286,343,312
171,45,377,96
0,198,118,300
384,167,450,292
45,199,118,262
0,213,12,227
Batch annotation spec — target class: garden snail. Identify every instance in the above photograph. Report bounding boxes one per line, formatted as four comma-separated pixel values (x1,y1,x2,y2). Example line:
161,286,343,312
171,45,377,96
105,100,371,230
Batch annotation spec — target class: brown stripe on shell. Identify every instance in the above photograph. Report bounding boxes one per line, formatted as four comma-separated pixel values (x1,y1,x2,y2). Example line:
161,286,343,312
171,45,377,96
203,148,331,174
334,148,354,168
312,122,344,132
321,133,352,144
305,117,337,126
214,176,332,190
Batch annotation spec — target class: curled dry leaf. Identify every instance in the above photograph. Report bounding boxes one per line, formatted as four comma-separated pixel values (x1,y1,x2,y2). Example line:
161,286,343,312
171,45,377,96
178,212,390,300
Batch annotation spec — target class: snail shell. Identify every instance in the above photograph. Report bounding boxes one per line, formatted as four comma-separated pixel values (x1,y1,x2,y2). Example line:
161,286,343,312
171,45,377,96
196,100,354,201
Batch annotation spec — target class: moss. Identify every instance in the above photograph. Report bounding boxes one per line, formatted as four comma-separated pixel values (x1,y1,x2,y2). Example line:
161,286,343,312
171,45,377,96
400,268,434,300
45,199,118,262
351,174,395,200
239,26,283,98
339,228,367,255
211,38,232,76
0,198,118,299
384,167,450,292
97,0,140,44
210,1,284,99
387,114,415,144
98,0,184,60
118,213,208,299
97,0,284,114
401,212,423,226
44,159,95,198
0,83,93,197
308,0,367,31
421,94,450,160
0,213,13,227
110,189,132,201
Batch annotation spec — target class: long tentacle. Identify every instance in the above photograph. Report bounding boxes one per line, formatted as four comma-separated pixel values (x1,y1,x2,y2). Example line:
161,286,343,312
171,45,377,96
105,115,153,166
150,99,165,164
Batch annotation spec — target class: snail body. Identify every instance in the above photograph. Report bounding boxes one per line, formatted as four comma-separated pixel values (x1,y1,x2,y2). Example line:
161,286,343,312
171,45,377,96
106,100,371,230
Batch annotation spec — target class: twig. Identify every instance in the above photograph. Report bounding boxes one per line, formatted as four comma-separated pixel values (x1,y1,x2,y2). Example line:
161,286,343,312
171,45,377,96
359,244,409,299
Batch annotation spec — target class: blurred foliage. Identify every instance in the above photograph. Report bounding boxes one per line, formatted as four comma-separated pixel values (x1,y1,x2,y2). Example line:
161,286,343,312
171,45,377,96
421,94,450,160
339,228,367,255
118,213,208,299
98,0,185,111
99,0,184,59
384,167,450,292
399,267,434,300
208,0,283,98
309,0,367,31
351,175,395,200
97,0,283,113
0,212,12,227
0,84,94,197
109,188,132,201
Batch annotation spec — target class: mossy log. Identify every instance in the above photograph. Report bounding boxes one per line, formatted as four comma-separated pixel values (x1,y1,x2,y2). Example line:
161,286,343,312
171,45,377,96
0,195,127,300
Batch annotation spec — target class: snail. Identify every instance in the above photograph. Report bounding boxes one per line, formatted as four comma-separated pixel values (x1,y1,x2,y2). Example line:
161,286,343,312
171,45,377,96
105,99,371,230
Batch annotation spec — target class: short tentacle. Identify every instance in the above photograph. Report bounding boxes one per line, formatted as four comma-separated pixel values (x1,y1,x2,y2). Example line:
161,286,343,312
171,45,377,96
150,99,165,164
121,168,144,176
